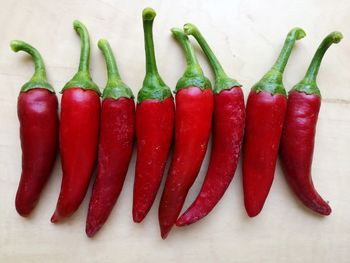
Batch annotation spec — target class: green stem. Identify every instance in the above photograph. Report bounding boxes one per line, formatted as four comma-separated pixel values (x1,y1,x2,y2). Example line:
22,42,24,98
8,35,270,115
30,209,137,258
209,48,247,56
171,28,211,91
143,8,158,75
10,40,54,92
62,20,100,94
253,27,306,96
137,7,172,103
98,39,133,99
183,23,240,94
293,31,343,96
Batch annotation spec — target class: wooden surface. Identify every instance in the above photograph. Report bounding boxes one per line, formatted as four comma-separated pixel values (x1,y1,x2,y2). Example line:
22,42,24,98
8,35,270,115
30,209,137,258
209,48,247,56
1,0,349,262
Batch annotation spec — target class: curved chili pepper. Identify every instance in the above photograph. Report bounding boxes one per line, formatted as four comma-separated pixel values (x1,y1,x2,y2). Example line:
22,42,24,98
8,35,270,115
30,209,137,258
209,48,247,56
132,8,175,223
86,39,135,237
11,40,58,217
280,32,342,216
176,24,245,226
159,28,213,239
51,21,101,223
243,28,306,217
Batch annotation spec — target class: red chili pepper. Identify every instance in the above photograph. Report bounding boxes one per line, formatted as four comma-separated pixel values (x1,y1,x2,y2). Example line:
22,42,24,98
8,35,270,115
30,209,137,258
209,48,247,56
11,41,58,217
280,32,342,216
132,8,175,223
85,39,135,237
51,21,101,223
159,28,213,239
176,24,245,226
243,28,306,217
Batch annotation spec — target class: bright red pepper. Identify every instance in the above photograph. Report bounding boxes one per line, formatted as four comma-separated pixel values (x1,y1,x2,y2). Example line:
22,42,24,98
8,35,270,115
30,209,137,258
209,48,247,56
159,28,213,239
132,8,175,223
243,28,306,217
86,40,135,237
280,32,342,216
176,24,245,226
51,21,100,223
11,40,58,216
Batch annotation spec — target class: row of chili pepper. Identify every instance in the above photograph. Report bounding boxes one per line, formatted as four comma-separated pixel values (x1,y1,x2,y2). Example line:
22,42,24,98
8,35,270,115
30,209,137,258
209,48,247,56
12,7,342,239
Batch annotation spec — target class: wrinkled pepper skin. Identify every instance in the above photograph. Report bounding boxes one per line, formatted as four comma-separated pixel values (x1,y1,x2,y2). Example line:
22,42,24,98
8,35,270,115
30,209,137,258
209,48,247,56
176,23,245,226
86,39,135,237
159,86,213,238
280,91,331,215
279,31,342,216
52,20,101,222
17,89,58,216
177,87,245,226
133,97,174,222
86,98,134,236
52,88,100,222
243,91,287,216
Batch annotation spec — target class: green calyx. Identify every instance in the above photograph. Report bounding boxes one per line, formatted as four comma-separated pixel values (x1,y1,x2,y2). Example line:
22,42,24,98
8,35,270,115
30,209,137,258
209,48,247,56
10,40,54,93
98,39,133,100
292,31,343,97
62,20,100,95
137,7,172,103
172,27,211,92
252,27,306,96
183,23,241,94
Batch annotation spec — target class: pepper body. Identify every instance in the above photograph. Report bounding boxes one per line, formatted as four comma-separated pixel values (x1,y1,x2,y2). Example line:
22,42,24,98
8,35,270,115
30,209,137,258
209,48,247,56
16,89,58,216
86,98,134,236
243,91,287,216
133,97,174,222
159,86,213,238
280,91,331,215
132,8,174,223
176,23,245,226
52,88,100,221
242,28,305,217
177,87,244,226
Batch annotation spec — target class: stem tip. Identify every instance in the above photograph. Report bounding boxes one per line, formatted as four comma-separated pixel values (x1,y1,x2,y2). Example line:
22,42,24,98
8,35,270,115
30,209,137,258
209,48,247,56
143,7,156,20
10,40,23,52
289,27,306,40
183,23,197,35
97,39,108,50
330,31,343,43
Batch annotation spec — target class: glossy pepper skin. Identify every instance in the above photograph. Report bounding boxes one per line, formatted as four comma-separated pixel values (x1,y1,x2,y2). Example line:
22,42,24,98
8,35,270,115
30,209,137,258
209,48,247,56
11,41,58,216
132,8,175,223
86,40,135,237
243,28,306,217
159,28,213,239
280,32,342,216
176,24,245,226
51,21,101,223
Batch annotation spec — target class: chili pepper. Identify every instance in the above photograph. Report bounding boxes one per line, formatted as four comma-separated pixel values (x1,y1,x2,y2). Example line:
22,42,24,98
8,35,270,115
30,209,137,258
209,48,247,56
175,24,245,227
132,8,175,223
159,28,213,239
280,32,342,216
11,40,58,217
51,20,100,223
86,39,135,237
243,28,306,217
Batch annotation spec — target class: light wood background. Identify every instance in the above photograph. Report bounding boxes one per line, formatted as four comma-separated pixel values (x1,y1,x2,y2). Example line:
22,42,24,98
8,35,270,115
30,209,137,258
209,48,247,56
1,0,349,262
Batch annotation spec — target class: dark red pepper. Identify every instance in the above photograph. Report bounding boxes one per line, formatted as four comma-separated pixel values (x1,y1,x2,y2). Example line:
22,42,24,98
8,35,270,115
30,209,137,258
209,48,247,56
86,39,135,237
159,28,213,239
11,40,58,216
280,32,342,216
176,24,245,226
51,21,101,223
132,8,175,223
243,28,305,217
